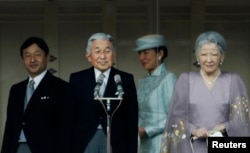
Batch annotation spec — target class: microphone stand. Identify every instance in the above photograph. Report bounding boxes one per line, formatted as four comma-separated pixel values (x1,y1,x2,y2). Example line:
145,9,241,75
94,96,123,153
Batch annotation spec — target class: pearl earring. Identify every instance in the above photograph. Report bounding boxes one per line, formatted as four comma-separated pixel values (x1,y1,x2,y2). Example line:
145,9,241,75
196,59,200,65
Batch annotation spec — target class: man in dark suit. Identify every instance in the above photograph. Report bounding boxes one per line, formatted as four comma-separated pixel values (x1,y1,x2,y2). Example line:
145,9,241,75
1,37,72,153
69,33,138,153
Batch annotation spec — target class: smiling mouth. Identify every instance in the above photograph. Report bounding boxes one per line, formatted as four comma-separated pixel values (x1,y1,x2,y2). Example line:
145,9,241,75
99,61,107,64
99,63,107,66
30,65,37,68
206,64,214,67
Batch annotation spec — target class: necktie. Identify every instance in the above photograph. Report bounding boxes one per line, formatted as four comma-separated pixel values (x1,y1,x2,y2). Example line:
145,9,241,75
24,79,35,109
99,74,106,97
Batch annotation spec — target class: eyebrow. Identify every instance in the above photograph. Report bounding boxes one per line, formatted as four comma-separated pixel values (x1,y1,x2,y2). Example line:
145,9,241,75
94,46,113,50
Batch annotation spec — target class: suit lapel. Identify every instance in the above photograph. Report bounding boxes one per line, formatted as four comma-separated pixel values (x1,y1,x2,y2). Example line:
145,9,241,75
88,68,104,110
16,79,29,117
23,72,51,114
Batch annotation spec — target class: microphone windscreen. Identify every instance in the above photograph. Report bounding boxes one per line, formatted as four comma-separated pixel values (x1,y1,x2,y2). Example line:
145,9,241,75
97,74,105,84
114,74,121,84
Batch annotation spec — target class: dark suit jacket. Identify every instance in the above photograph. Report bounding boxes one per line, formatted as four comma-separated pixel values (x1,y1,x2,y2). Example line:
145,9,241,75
69,67,138,153
1,71,73,153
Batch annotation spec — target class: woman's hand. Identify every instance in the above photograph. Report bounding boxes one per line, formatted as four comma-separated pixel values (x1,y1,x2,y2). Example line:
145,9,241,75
192,128,209,138
138,127,148,138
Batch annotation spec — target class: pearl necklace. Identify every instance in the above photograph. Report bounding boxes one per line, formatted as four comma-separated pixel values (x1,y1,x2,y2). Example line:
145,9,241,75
207,80,216,85
200,70,221,86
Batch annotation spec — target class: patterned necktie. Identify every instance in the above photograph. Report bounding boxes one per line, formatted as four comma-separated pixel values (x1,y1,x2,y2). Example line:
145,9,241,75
99,74,106,97
24,79,35,109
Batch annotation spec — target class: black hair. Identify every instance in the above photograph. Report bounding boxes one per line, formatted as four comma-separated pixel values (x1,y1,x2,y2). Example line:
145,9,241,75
154,46,168,59
20,36,49,58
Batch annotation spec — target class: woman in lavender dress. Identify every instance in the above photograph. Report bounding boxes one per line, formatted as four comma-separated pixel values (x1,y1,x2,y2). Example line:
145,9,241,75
160,31,250,153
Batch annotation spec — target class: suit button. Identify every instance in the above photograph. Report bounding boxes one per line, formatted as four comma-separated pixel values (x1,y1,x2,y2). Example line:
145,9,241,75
22,122,26,126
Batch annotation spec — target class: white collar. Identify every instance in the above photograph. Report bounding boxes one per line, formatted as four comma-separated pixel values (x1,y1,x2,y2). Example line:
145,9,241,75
28,70,47,89
94,68,111,82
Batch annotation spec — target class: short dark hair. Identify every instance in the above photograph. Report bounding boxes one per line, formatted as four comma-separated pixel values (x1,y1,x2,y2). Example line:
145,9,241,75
20,36,49,58
154,46,168,59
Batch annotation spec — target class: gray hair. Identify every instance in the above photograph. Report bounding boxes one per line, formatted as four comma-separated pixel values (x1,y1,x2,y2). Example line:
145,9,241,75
194,31,227,55
86,32,116,53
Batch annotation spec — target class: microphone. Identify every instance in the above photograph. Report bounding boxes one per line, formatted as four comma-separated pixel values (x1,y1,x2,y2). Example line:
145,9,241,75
94,74,105,98
114,74,124,98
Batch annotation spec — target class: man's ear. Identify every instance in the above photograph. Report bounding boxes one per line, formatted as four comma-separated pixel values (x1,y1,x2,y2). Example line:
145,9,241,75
86,52,91,62
46,53,50,62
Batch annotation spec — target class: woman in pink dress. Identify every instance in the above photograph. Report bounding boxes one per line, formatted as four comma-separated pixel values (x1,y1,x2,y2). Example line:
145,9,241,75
160,31,250,153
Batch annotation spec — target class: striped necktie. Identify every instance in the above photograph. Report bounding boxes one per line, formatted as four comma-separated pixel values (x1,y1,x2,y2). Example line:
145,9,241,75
99,74,106,97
